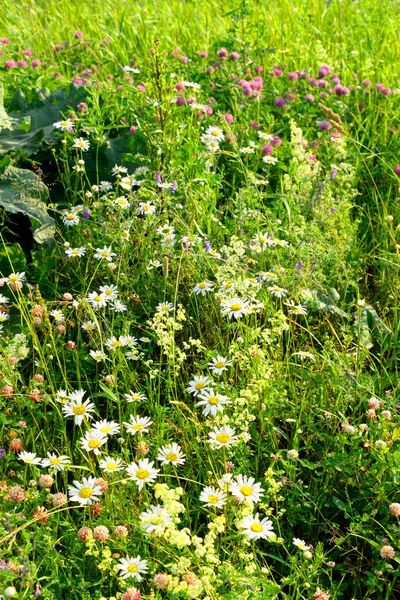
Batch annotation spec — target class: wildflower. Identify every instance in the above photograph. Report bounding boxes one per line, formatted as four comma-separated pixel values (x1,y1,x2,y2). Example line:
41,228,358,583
199,486,227,508
154,574,169,589
19,451,42,465
99,456,125,472
287,449,299,460
208,355,232,375
389,503,400,517
52,492,68,506
116,555,148,580
90,349,106,361
0,310,9,323
196,389,231,417
112,164,128,176
231,475,264,503
63,211,80,226
92,420,120,435
99,181,113,192
239,513,274,540
114,196,130,208
126,349,140,360
73,137,90,151
106,335,125,350
82,320,97,331
318,120,331,131
186,375,213,396
68,476,103,505
284,301,307,315
50,309,65,322
137,202,156,215
39,474,53,488
6,272,25,286
208,425,239,448
77,526,93,540
87,291,108,308
123,415,153,435
65,247,86,258
94,246,116,262
93,525,109,541
8,486,25,502
192,281,214,295
111,300,127,312
313,588,330,600
115,525,129,537
126,458,159,490
221,297,249,319
268,285,287,297
41,453,71,472
205,125,224,141
157,443,186,466
0,294,9,304
62,390,95,425
157,302,174,313
125,391,147,403
293,538,310,550
123,589,141,600
120,335,138,347
79,430,107,454
53,119,75,131
291,351,315,361
139,505,172,534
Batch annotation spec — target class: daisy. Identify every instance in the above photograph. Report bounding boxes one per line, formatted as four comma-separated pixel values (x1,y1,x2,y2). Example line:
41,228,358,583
199,486,226,509
116,555,148,580
137,202,156,215
135,166,150,175
79,430,107,455
82,320,97,332
125,391,147,403
192,281,214,295
157,443,186,466
120,335,138,347
161,234,176,248
87,291,108,308
263,155,278,165
284,301,307,315
120,176,133,191
106,336,125,350
65,247,86,258
293,538,310,550
208,426,238,449
0,310,9,323
18,451,42,466
99,284,118,300
53,119,75,132
41,452,71,472
239,513,274,540
196,390,231,417
274,239,289,247
0,294,9,304
156,302,174,313
99,181,113,192
68,476,103,505
139,505,172,534
123,415,152,435
72,137,90,151
62,390,95,425
258,131,273,141
208,355,232,375
230,475,264,504
110,300,127,312
186,375,213,396
268,285,288,298
112,164,128,176
114,196,130,208
92,420,120,436
252,232,273,250
205,139,220,152
50,309,65,322
219,282,235,293
99,456,125,473
140,337,151,343
221,298,249,319
6,272,26,286
205,125,224,141
90,349,106,362
291,351,315,361
63,212,80,226
126,458,159,490
94,246,116,262
126,349,140,360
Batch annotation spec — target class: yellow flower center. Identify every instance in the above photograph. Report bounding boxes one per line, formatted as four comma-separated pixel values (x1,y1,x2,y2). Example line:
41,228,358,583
106,463,117,470
195,382,205,390
224,283,232,289
240,485,253,497
50,457,60,465
100,426,111,433
79,487,93,498
209,396,219,405
71,249,79,255
8,275,19,282
136,469,149,480
150,515,162,525
216,433,230,444
215,361,225,368
94,295,103,302
88,439,100,448
105,290,112,295
211,130,219,136
66,214,76,220
208,495,219,504
127,564,138,573
165,452,178,462
250,523,263,533
102,252,110,257
161,305,169,311
199,283,207,289
230,303,242,311
111,340,122,347
132,424,144,431
60,121,69,126
25,458,33,463
73,405,86,415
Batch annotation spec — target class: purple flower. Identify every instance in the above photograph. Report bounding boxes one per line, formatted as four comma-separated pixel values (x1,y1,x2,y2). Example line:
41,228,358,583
74,30,84,39
32,58,41,68
223,113,234,124
1,37,9,45
24,49,33,57
5,59,16,69
18,60,28,68
318,120,331,131
305,93,314,102
330,207,337,214
170,180,178,193
262,144,273,156
394,165,400,177
83,207,91,219
156,172,162,185
34,585,41,597
54,44,62,52
0,448,5,458
205,241,212,252
274,97,286,109
216,47,228,59
230,51,240,61
295,260,304,270
129,125,137,134
200,51,208,59
288,71,298,81
330,169,337,180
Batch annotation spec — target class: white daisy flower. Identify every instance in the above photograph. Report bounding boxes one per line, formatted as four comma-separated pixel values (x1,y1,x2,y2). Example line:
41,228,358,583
110,300,127,312
156,302,174,313
18,451,42,466
53,119,75,132
125,391,147,403
186,375,213,396
89,349,106,362
116,555,148,580
63,212,80,226
72,137,90,151
99,284,118,300
258,131,273,141
157,443,186,466
6,272,25,286
0,310,9,323
199,486,226,508
120,176,133,191
62,390,95,425
196,389,231,417
99,456,125,473
65,247,86,258
79,429,107,455
126,458,159,490
205,126,224,141
92,420,120,436
291,351,316,361
230,474,264,504
208,425,238,449
94,246,116,262
293,538,310,550
139,505,172,534
50,309,65,323
137,202,156,215
262,155,278,165
105,336,125,350
123,415,153,435
208,355,232,375
87,291,108,308
120,335,138,347
267,285,288,298
284,301,307,315
205,139,220,152
82,320,97,332
221,297,249,319
0,294,9,304
68,476,103,505
239,513,274,540
192,281,214,295
41,453,71,472
99,181,113,192
112,164,128,176
114,196,130,208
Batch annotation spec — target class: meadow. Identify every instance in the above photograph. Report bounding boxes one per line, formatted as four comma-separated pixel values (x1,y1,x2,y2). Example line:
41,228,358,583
0,0,400,598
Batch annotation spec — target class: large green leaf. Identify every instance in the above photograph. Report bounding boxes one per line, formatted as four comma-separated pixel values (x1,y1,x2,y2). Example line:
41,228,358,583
353,304,391,348
0,165,55,244
0,82,87,157
300,286,348,318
